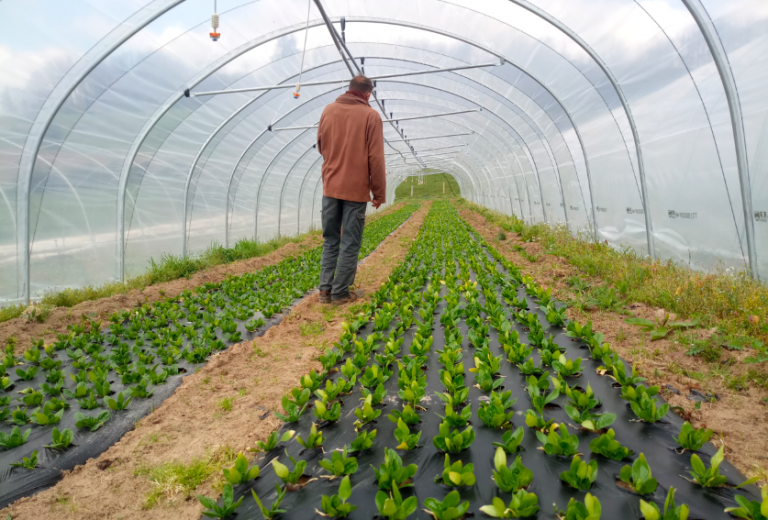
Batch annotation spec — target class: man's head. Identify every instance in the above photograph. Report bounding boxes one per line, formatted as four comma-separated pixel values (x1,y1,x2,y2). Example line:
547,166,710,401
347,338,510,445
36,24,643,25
349,75,374,100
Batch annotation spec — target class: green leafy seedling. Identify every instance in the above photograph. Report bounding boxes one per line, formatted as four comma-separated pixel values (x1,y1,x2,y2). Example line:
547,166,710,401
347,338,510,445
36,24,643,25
272,450,307,485
480,490,540,518
639,487,689,520
536,423,579,457
222,451,260,485
689,445,732,487
318,475,357,518
619,453,658,495
557,493,602,520
45,427,74,449
389,405,421,427
9,450,38,469
423,490,470,520
393,418,421,451
30,402,64,425
107,391,132,411
373,447,417,490
436,404,471,428
552,354,583,377
250,430,294,453
433,422,475,453
197,483,244,519
361,383,387,406
674,421,713,452
296,423,325,449
375,483,419,520
439,454,476,487
565,405,616,432
589,429,633,461
724,484,768,520
631,393,669,423
313,397,342,423
354,395,382,429
560,455,597,490
251,483,287,519
493,426,525,454
349,429,376,452
492,447,533,493
319,446,358,478
74,410,110,432
275,395,308,423
478,390,517,429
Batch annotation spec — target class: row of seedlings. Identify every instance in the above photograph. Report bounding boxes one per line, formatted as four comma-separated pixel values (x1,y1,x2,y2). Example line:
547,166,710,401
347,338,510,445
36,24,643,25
0,204,419,486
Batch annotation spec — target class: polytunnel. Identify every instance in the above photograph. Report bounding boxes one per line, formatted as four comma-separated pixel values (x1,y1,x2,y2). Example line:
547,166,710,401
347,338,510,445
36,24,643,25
1,0,767,305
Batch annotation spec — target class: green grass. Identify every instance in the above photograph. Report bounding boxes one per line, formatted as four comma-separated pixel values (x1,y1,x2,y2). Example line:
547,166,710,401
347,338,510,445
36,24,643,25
457,199,768,346
395,172,461,201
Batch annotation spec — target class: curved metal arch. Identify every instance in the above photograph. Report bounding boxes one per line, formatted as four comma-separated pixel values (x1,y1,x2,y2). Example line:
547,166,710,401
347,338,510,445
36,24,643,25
679,0,756,277
117,16,629,280
277,145,318,235
345,16,651,253
16,0,186,302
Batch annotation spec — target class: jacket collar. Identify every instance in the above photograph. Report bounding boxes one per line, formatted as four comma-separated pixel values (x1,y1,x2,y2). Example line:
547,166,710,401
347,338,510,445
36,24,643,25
335,90,370,106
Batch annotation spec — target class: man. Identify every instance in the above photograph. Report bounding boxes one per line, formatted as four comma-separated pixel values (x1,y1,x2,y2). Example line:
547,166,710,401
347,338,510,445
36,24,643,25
316,75,386,306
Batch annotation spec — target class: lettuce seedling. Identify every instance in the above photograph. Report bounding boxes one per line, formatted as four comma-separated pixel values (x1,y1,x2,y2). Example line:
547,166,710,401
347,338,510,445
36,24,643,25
524,409,555,432
335,375,356,395
272,450,307,485
318,475,357,518
433,422,475,453
288,387,312,407
354,395,382,429
611,360,646,387
15,365,38,381
361,383,387,406
296,423,325,449
197,483,244,519
74,410,110,432
223,451,260,485
249,430,294,453
78,394,100,410
319,446,358,478
589,429,633,461
389,405,421,426
439,454,475,487
30,402,64,425
493,426,525,454
545,304,568,327
480,490,540,518
536,423,580,457
41,380,64,397
566,383,600,412
552,354,583,377
565,405,616,432
107,391,132,411
620,383,659,404
44,427,74,449
376,483,418,520
349,429,377,452
373,447,417,490
398,380,426,407
689,445,734,487
479,390,517,429
360,364,391,388
639,487,689,520
492,447,533,493
0,426,31,448
340,358,360,379
275,395,308,423
619,453,658,495
631,394,669,423
424,490,470,520
557,493,602,520
318,349,342,372
436,386,469,408
503,341,532,364
436,404,471,428
560,455,597,490
410,333,433,356
474,369,504,392
10,450,38,469
394,418,421,450
517,357,543,376
674,421,713,452
724,484,768,520
300,369,324,392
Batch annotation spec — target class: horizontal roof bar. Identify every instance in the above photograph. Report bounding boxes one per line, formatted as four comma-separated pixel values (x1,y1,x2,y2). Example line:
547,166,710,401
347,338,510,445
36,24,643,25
385,144,469,156
269,109,480,131
185,61,500,97
384,131,474,143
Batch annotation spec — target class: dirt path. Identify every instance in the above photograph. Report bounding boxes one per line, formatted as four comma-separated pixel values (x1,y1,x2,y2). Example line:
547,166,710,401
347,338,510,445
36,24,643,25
1,204,407,355
458,206,768,485
0,202,429,520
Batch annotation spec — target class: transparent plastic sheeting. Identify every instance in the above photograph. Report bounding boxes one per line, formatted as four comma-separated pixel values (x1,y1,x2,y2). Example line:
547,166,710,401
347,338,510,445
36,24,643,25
0,0,766,304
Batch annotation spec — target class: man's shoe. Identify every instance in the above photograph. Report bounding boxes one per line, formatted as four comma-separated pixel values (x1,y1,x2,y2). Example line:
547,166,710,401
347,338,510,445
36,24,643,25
319,290,331,304
331,289,365,307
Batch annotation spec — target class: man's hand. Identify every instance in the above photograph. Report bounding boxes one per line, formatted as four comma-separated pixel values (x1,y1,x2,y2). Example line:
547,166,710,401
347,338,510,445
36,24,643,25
371,199,382,209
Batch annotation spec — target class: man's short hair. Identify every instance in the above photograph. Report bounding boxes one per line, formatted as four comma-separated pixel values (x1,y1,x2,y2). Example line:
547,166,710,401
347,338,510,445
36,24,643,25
349,75,374,94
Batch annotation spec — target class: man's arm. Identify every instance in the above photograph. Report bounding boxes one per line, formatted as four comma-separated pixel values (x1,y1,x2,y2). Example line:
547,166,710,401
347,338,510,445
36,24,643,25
367,113,386,207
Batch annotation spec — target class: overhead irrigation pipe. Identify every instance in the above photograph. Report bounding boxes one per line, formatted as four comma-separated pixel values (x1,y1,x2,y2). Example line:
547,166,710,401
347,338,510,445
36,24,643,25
268,108,480,131
185,62,500,97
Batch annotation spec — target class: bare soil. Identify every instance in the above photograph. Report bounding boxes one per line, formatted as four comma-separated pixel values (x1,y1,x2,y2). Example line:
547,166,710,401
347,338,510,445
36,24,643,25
0,203,429,520
458,207,768,485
